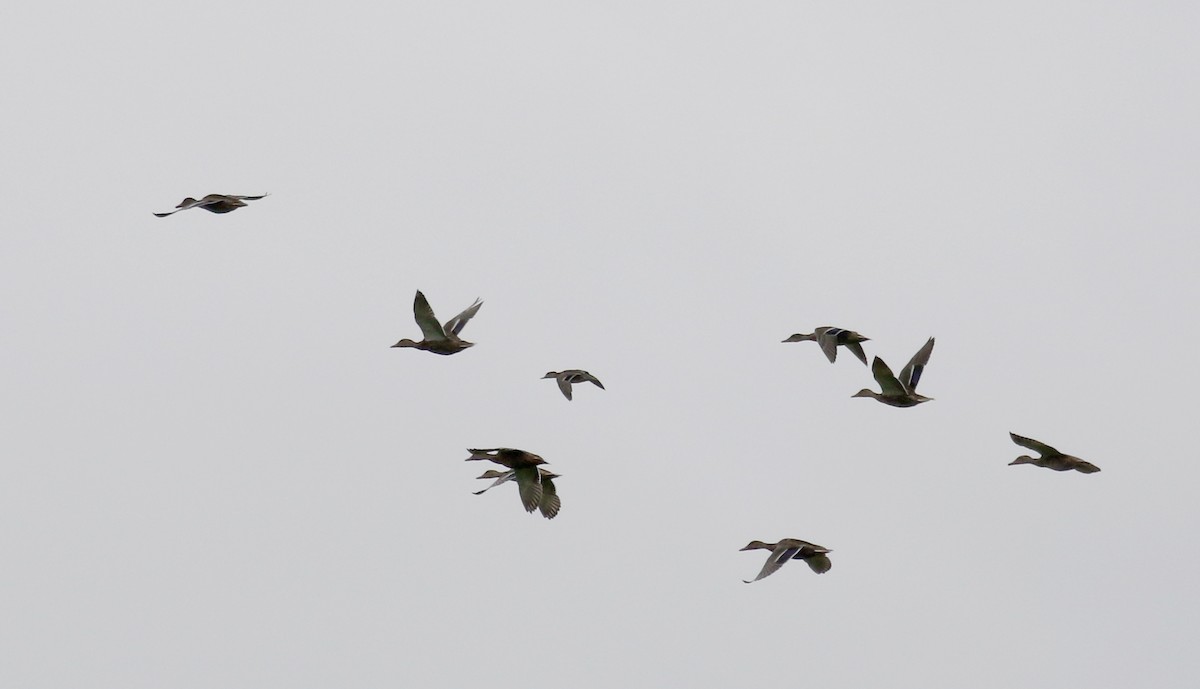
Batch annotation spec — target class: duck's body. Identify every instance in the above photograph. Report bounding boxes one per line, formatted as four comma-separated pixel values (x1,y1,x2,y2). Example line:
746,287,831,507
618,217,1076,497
740,539,832,582
466,449,558,517
153,193,267,217
853,337,935,407
391,290,482,355
1009,433,1100,474
542,369,605,400
783,327,870,365
465,448,547,469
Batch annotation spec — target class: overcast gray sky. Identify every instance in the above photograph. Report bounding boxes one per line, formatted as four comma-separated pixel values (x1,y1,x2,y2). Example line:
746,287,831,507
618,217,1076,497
3,1,1198,687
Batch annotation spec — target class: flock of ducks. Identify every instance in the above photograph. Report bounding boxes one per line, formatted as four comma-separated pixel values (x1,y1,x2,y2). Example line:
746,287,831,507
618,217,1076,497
154,193,1102,583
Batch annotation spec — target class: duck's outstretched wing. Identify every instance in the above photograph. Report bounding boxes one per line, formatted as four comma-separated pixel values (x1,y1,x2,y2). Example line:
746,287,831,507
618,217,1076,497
816,330,839,363
871,357,907,397
844,341,869,366
537,477,561,519
803,553,832,574
153,197,203,217
513,466,544,513
743,544,800,583
412,291,448,341
472,470,515,495
898,337,935,392
443,298,483,336
1009,432,1057,457
556,376,574,400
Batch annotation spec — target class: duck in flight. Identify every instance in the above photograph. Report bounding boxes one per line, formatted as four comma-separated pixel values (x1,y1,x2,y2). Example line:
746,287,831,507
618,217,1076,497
783,327,870,365
740,539,832,583
391,291,483,355
474,468,562,519
153,193,268,217
542,370,605,400
1008,433,1100,474
852,337,935,407
466,449,555,517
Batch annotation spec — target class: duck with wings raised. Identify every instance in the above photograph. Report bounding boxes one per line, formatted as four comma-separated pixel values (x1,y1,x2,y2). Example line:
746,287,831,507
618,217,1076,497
391,291,483,355
852,337,935,407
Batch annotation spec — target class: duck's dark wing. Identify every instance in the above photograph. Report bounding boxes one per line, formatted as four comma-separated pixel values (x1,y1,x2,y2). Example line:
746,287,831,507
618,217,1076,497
443,298,483,336
412,291,448,341
1009,432,1058,458
153,197,203,217
816,330,839,363
898,337,935,392
513,466,544,513
871,357,906,397
743,545,801,583
844,341,869,366
803,553,832,574
537,476,561,519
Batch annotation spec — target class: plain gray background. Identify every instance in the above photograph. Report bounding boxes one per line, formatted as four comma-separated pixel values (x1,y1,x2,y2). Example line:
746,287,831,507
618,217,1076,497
2,2,1198,687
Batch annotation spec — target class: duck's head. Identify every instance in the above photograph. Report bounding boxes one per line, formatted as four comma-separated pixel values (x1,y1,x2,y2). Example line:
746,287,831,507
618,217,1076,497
391,338,420,348
739,540,773,552
1009,455,1035,466
851,389,878,399
782,333,813,343
542,371,560,379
